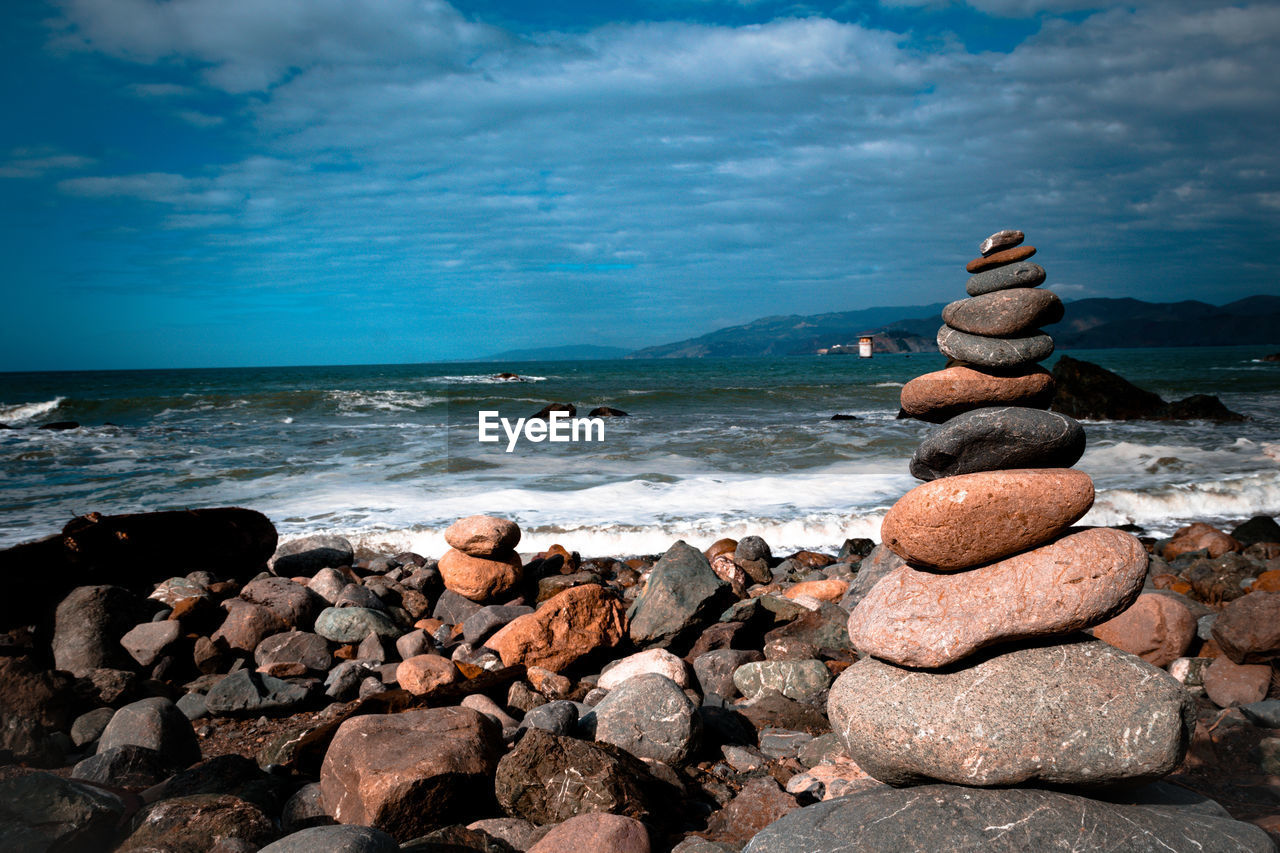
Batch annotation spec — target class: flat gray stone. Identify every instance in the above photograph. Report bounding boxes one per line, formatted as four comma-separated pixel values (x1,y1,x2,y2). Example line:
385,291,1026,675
937,325,1054,368
910,406,1085,480
966,261,1046,296
743,784,1276,853
205,669,311,716
314,606,400,642
120,619,182,666
828,636,1194,787
584,673,701,766
733,660,831,703
942,288,1063,337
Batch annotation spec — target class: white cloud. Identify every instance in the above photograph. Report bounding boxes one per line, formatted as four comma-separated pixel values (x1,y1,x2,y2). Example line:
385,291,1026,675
0,148,96,179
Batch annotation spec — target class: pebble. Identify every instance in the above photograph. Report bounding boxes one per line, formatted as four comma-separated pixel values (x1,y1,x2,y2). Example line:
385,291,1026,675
965,244,1036,273
979,229,1024,256
733,659,831,703
444,515,522,556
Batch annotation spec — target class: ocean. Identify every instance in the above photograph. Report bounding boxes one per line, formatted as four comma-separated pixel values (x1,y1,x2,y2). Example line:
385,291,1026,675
1,346,1278,557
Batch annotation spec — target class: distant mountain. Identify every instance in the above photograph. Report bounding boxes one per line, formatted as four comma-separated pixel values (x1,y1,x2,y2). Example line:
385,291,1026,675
626,295,1280,358
473,344,632,362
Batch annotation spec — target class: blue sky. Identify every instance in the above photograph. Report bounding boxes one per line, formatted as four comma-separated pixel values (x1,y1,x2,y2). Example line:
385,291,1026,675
2,0,1278,370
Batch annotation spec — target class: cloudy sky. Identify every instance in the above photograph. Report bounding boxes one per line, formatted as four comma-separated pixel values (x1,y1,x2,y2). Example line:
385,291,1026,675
2,0,1278,370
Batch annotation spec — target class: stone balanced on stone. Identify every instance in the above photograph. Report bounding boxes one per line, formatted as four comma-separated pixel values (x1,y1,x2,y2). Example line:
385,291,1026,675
829,230,1195,788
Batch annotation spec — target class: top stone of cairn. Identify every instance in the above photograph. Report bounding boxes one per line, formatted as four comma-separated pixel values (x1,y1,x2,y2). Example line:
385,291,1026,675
979,229,1024,256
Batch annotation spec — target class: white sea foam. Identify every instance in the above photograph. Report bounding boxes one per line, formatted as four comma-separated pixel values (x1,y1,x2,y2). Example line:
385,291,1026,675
871,381,905,388
1086,471,1280,535
0,397,65,424
420,374,548,385
327,390,447,412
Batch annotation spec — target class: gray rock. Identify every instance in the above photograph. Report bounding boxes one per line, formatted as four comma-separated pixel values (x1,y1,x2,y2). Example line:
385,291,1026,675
1199,613,1218,640
585,673,701,765
334,582,388,612
308,567,348,603
314,606,400,642
396,629,433,660
260,824,399,852
840,545,904,612
693,648,764,699
53,585,148,677
205,669,311,716
733,660,831,703
254,630,333,672
357,632,389,662
520,700,580,736
177,691,209,720
241,576,325,627
115,793,278,852
70,707,116,747
464,604,534,646
120,619,182,666
943,288,1063,338
673,838,738,853
433,588,484,625
758,727,814,760
72,744,171,788
828,636,1194,787
0,770,125,853
280,782,330,833
965,260,1046,296
1240,698,1280,728
97,696,201,769
979,229,1024,256
735,536,773,563
324,659,382,700
270,534,354,575
466,818,546,851
742,784,1276,853
627,540,733,649
937,325,1054,369
910,406,1085,480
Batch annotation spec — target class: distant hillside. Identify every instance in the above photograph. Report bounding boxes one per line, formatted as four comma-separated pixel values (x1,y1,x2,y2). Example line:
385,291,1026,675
627,295,1280,358
473,344,632,362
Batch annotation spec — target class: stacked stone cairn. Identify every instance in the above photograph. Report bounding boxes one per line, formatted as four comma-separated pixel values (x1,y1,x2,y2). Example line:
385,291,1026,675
828,230,1196,789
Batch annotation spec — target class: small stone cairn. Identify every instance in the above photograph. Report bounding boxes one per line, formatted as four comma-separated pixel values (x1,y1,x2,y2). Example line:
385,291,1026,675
829,230,1195,788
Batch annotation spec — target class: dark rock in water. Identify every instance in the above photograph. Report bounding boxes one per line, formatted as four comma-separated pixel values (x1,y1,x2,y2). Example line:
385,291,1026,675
116,793,278,853
270,534,354,575
937,325,1054,368
965,244,1036,273
979,229,1024,256
205,669,312,717
742,784,1276,853
531,402,576,420
494,727,668,826
583,673,701,765
942,289,1063,337
0,770,125,853
53,585,150,677
588,406,629,417
73,744,171,788
1262,352,1280,362
1232,516,1280,547
829,413,858,421
38,420,80,430
965,261,1046,296
260,825,399,853
1051,356,1246,421
828,636,1193,787
494,372,523,381
97,696,202,769
909,406,1085,480
627,540,732,651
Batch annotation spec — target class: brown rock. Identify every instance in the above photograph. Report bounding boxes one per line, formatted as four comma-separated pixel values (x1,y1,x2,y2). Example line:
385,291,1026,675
1251,570,1280,592
543,544,578,574
979,229,1024,256
851,528,1146,668
486,584,626,672
965,244,1036,273
710,554,749,597
899,364,1055,424
319,706,502,841
396,654,460,695
783,579,849,604
438,548,523,602
444,515,521,556
120,620,182,667
880,469,1095,571
1211,591,1280,664
1091,592,1197,667
942,289,1064,338
703,777,799,846
212,601,288,653
704,538,738,561
0,656,76,765
116,794,277,852
239,576,322,627
527,814,650,853
1202,655,1271,708
1165,522,1240,560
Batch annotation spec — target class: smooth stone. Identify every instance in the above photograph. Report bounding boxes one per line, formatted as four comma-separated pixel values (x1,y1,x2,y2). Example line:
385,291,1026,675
626,540,733,650
53,585,148,677
909,406,1084,480
828,636,1194,787
584,673,701,766
461,604,534,646
1091,592,1198,668
120,620,182,667
599,648,692,690
1202,655,1271,708
979,229,1024,256
213,601,289,652
942,288,1063,337
527,813,650,853
693,649,764,699
70,707,117,747
1211,591,1280,664
850,528,1147,668
742,783,1276,853
937,325,1054,368
965,244,1036,273
205,669,311,716
487,584,627,673
444,515,522,557
395,654,460,695
966,260,1047,296
880,468,1095,571
314,606,400,643
259,825,400,853
270,534,354,575
899,364,1055,423
733,660,832,703
438,547,523,602
240,576,324,627
520,700,580,736
97,696,201,769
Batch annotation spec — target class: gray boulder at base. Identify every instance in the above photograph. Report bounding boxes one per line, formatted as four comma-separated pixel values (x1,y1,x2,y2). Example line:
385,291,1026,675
910,406,1085,481
205,669,312,716
0,770,125,853
270,534,354,575
828,636,1193,787
584,672,701,765
742,784,1277,853
259,824,400,853
96,695,201,769
937,325,1055,369
627,540,732,649
965,260,1046,296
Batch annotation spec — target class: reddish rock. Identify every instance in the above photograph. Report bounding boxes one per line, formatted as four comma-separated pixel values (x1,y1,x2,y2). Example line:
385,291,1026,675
1211,591,1280,664
542,544,578,574
703,777,799,846
527,813,649,853
965,244,1036,273
788,551,837,569
212,601,288,653
438,548,523,602
320,706,502,841
704,538,738,561
783,579,849,604
239,576,322,627
444,515,521,556
710,554,749,597
979,229,1024,256
1164,522,1240,560
116,794,277,852
1202,655,1271,708
1091,593,1197,668
1251,570,1280,592
899,365,1055,424
486,584,626,673
880,469,1094,571
396,655,460,695
850,528,1146,668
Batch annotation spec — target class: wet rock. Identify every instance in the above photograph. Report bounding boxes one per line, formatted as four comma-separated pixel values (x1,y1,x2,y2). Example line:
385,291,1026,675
1202,655,1271,708
97,696,201,769
1051,356,1244,422
586,673,701,765
487,584,627,673
320,706,502,841
910,406,1084,481
851,528,1147,668
880,468,1094,571
270,534,354,575
446,515,522,557
733,660,831,703
255,631,332,673
937,325,1054,369
587,406,629,418
439,548,524,602
314,606,401,642
628,541,733,650
53,584,148,677
260,825,399,852
1092,592,1197,667
742,784,1276,853
205,669,311,716
116,793,277,853
900,364,1055,424
0,770,124,853
829,637,1193,787
942,288,1063,337
527,813,648,853
965,243,1036,273
599,648,691,690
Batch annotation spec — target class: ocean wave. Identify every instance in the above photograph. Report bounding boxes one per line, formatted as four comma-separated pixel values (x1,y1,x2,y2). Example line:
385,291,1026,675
871,382,904,388
421,374,549,385
1086,471,1280,535
327,390,447,412
0,397,65,424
